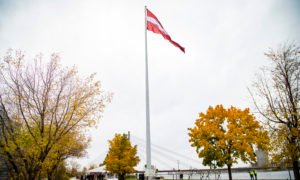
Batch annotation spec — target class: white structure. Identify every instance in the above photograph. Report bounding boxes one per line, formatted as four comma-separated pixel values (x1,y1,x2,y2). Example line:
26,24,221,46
85,167,117,180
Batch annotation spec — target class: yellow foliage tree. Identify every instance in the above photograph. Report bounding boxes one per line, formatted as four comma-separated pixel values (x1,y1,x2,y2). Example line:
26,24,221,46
104,133,140,180
269,124,299,168
0,50,111,179
188,105,269,180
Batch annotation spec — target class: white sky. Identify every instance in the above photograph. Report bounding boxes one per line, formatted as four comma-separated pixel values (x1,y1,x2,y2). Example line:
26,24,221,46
0,0,300,170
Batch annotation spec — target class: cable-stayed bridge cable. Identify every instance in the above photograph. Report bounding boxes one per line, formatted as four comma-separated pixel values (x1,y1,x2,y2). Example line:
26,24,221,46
131,134,201,169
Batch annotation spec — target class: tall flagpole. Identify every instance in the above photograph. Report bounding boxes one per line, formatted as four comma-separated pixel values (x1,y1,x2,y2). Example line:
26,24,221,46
144,5,152,179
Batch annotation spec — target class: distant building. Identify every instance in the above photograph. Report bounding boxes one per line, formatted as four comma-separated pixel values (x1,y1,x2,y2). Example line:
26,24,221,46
84,166,117,180
253,149,268,167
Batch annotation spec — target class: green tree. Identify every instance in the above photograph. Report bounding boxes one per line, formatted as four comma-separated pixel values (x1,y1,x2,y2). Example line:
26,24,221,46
104,133,140,180
188,105,269,180
249,43,300,179
0,50,111,179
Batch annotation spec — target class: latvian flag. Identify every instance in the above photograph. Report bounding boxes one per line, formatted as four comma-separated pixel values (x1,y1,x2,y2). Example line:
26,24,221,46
146,8,185,53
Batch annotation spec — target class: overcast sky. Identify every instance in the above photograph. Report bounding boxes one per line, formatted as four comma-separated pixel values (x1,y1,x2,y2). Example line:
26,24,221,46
0,0,300,170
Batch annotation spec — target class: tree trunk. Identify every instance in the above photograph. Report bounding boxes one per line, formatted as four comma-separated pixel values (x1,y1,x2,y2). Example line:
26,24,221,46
292,159,299,180
27,166,40,180
118,173,125,180
27,173,33,180
227,164,232,180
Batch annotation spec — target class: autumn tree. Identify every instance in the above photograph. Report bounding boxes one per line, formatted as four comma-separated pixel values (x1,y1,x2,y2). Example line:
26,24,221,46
67,161,81,178
104,133,140,180
249,43,300,179
269,124,295,167
88,164,97,170
0,50,110,179
42,130,89,179
188,105,269,180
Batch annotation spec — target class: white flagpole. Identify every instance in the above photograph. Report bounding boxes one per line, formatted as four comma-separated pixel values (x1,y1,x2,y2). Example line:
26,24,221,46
144,5,152,179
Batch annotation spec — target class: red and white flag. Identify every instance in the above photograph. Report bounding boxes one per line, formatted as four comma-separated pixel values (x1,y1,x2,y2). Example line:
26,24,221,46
146,8,185,53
